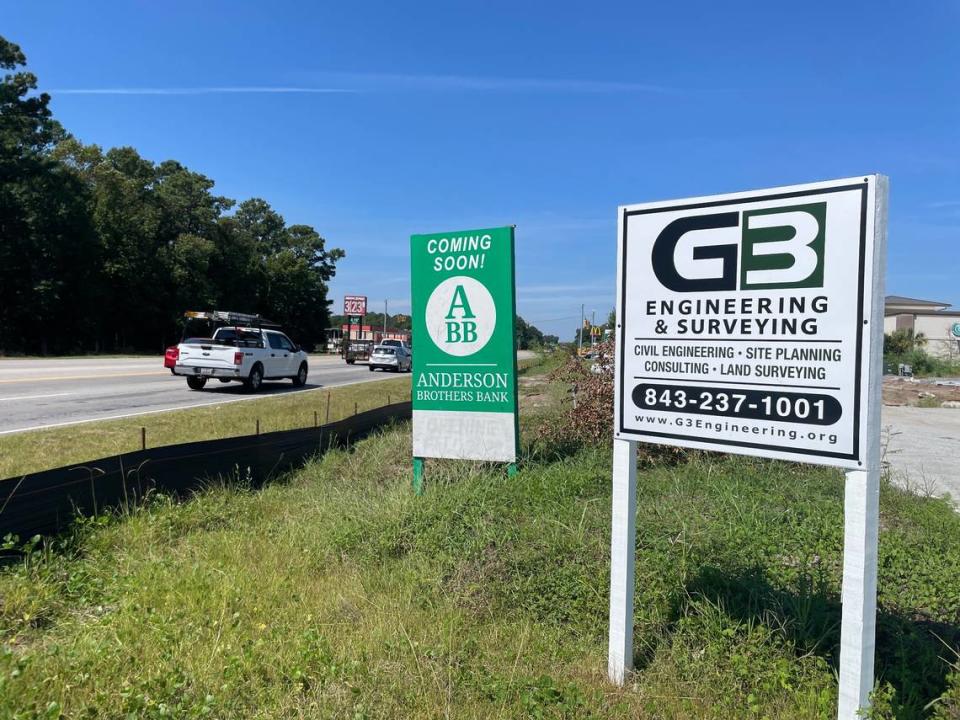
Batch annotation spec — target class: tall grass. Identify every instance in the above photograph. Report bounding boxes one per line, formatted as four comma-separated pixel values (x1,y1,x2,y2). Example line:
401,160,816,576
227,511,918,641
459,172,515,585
2,418,960,718
2,354,959,718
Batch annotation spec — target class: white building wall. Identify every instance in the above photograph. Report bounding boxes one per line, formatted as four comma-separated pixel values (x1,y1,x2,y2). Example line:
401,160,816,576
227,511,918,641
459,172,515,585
914,315,960,360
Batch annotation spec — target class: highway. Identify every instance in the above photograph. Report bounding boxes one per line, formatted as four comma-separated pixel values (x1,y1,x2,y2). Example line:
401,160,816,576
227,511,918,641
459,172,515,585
0,355,392,435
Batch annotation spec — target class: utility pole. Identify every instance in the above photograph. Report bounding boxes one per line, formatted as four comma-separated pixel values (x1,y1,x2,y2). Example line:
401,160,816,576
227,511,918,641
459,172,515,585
384,299,388,340
579,303,584,354
592,310,596,348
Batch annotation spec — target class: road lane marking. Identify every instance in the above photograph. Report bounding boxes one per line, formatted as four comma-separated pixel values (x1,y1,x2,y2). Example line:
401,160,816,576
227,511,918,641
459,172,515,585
0,392,74,402
0,371,167,384
0,374,402,436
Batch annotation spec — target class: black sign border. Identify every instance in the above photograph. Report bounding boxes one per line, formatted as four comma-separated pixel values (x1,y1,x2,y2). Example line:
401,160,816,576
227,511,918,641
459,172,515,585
617,181,869,463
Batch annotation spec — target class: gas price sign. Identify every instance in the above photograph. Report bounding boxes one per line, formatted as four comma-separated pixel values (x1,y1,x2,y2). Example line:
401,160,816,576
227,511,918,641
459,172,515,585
615,177,884,469
344,295,367,316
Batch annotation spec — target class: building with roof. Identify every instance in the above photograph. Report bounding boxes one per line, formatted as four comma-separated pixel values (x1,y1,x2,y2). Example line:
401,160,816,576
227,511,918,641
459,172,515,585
884,295,960,359
323,325,411,354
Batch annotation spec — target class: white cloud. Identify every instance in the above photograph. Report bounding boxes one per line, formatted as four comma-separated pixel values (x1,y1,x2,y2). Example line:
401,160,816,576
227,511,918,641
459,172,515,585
311,71,678,95
48,86,355,95
48,73,677,97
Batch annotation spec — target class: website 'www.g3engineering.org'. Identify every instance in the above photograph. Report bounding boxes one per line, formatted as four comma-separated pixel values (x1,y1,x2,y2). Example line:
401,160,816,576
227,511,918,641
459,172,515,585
634,415,839,445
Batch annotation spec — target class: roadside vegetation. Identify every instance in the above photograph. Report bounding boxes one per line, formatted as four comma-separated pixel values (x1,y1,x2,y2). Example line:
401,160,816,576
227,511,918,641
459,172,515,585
0,377,411,479
2,352,959,718
884,329,960,377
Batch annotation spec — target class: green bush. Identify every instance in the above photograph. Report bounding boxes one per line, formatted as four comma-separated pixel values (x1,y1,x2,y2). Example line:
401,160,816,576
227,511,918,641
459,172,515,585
885,347,960,377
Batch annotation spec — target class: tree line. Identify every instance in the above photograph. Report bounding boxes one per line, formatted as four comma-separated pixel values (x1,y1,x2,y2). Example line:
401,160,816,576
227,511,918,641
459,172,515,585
0,36,343,354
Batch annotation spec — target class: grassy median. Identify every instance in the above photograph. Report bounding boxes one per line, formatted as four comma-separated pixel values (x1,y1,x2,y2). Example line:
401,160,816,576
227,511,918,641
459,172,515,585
0,376,411,479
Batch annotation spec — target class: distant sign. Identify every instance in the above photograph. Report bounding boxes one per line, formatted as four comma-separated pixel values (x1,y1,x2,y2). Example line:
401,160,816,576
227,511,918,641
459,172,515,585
615,177,883,469
410,227,518,462
952,322,960,338
344,295,367,316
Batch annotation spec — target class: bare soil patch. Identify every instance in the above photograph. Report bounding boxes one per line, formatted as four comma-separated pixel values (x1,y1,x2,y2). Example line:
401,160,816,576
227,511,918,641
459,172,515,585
883,376,960,407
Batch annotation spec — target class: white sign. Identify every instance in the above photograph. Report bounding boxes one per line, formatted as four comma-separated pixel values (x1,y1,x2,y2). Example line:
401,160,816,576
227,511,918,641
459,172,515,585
614,176,882,469
609,176,887,720
424,276,497,356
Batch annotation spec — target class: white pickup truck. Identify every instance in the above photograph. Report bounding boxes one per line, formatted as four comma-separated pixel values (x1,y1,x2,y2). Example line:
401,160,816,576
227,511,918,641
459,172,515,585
170,316,309,392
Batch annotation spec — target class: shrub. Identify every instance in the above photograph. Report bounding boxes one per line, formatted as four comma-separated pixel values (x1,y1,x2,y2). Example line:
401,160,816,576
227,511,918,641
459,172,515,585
884,329,926,356
534,338,683,464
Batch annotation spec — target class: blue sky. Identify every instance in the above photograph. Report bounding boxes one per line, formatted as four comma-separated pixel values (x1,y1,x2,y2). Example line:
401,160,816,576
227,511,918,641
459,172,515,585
6,1,959,338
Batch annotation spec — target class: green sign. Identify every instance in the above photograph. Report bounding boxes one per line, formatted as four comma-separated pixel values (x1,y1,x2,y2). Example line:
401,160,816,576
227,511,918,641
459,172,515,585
952,322,960,338
410,226,519,462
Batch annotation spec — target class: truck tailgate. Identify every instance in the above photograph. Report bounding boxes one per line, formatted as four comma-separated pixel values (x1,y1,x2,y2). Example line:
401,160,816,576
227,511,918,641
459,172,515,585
178,342,237,369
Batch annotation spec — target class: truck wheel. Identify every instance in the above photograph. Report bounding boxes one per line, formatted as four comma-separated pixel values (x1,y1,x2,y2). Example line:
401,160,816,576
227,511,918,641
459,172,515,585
293,362,308,387
186,376,207,391
244,364,263,393
368,365,375,372
346,359,355,365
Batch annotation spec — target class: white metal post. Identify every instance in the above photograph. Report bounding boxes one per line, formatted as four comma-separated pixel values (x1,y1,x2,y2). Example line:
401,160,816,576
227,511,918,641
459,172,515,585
608,437,637,685
837,175,887,719
837,466,880,718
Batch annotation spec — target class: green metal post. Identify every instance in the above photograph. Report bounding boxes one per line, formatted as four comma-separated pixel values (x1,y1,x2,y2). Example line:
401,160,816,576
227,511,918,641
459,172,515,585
507,463,518,478
413,457,424,496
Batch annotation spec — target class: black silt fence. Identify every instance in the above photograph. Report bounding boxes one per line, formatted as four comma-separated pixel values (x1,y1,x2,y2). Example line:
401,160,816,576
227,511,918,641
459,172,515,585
0,401,411,542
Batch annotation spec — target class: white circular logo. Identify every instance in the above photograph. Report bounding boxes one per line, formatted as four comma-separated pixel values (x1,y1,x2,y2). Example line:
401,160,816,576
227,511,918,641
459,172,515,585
425,276,496,356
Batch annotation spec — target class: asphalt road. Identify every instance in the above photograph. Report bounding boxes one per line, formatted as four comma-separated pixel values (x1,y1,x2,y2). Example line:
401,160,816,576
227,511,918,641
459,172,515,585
0,355,392,435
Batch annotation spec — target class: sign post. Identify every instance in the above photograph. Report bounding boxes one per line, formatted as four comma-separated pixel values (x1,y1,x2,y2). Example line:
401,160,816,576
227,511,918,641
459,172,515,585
610,177,887,719
343,296,367,354
410,227,520,488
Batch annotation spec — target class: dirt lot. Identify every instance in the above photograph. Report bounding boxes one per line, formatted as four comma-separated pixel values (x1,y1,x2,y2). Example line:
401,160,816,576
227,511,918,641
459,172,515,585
883,376,960,407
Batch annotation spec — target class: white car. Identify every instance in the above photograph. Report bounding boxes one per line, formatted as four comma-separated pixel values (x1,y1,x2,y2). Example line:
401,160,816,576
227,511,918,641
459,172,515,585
171,325,309,392
378,338,412,354
369,345,412,372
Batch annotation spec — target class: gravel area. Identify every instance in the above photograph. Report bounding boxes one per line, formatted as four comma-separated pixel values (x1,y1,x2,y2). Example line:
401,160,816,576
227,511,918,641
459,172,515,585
882,405,960,501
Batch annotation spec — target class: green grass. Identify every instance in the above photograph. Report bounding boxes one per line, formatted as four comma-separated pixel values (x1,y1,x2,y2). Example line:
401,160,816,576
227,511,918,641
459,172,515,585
0,377,411,479
2,416,960,717
2,355,959,718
